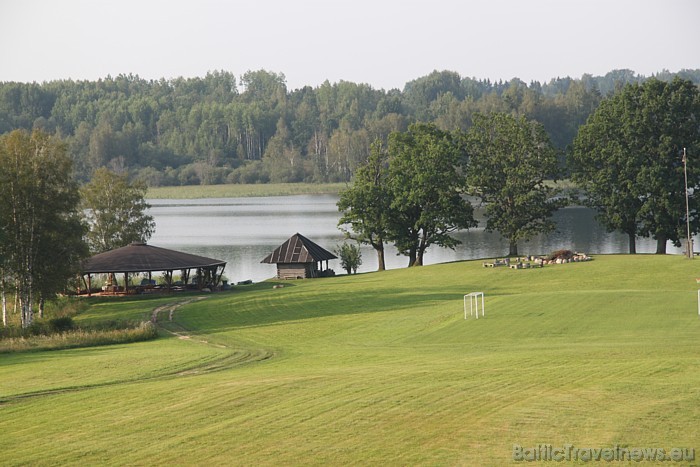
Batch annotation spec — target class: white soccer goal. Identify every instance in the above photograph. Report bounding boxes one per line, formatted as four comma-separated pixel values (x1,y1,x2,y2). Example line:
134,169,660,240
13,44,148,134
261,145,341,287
464,292,485,319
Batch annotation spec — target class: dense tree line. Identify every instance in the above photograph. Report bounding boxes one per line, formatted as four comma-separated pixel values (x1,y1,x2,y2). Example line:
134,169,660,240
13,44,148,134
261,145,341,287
2,69,698,185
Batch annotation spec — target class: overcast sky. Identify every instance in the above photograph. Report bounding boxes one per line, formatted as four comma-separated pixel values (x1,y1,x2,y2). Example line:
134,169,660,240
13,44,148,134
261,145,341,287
1,0,698,90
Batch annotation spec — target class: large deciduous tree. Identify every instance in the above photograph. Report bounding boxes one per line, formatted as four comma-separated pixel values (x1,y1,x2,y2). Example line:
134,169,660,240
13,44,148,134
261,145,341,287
387,123,477,266
571,78,700,254
337,140,392,271
466,113,564,257
0,129,87,328
81,168,155,253
570,91,644,253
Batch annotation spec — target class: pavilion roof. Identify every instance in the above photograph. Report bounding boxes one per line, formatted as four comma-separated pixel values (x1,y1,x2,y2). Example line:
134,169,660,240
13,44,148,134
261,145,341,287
82,243,226,274
261,233,337,264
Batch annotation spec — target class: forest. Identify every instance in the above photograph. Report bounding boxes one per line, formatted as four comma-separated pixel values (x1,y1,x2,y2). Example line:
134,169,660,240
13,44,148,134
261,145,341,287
1,68,699,185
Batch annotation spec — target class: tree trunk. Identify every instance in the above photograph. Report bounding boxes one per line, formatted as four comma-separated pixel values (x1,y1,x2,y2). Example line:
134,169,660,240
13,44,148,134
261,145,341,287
39,296,45,319
415,238,427,266
2,288,6,327
655,235,667,254
628,232,637,254
375,244,386,271
414,250,424,266
407,247,418,267
20,293,32,329
509,241,518,257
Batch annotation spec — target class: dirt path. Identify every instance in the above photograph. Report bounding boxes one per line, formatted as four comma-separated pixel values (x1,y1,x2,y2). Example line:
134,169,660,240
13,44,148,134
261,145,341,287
151,296,208,324
150,297,275,374
151,297,228,349
149,296,226,346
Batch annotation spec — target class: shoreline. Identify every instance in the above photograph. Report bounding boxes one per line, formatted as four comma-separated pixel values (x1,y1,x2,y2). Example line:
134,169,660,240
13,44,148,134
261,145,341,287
146,182,348,200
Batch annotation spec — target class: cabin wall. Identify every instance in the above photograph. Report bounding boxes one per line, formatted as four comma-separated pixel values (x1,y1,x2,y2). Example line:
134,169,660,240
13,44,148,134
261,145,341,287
276,263,316,279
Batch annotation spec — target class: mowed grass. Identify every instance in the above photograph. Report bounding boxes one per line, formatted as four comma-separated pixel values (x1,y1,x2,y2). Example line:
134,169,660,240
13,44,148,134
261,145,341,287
1,255,699,465
147,182,346,199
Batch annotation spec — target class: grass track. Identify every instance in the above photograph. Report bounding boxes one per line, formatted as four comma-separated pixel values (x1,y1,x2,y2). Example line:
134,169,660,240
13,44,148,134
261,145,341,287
1,255,699,465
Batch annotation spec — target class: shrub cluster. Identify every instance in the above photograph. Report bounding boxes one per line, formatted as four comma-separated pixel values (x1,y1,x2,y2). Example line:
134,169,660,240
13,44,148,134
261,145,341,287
546,249,575,261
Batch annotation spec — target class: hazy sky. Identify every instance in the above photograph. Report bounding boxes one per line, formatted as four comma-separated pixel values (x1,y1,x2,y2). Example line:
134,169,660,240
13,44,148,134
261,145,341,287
1,0,698,90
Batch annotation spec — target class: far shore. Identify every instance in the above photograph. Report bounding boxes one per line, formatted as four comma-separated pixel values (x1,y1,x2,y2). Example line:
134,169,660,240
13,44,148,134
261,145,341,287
146,182,348,200
146,180,576,200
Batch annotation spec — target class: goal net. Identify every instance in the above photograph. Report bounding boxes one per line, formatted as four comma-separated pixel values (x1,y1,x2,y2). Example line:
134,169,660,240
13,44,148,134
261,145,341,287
464,292,485,319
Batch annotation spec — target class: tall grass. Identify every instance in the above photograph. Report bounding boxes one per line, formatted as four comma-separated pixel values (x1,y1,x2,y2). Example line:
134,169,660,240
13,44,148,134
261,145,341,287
0,321,157,353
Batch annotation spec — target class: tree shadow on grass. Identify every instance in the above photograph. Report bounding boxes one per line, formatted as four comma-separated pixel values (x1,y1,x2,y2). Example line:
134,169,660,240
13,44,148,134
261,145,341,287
179,283,488,334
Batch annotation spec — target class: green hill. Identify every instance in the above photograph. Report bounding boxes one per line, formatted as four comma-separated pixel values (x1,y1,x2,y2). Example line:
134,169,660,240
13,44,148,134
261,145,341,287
1,255,699,465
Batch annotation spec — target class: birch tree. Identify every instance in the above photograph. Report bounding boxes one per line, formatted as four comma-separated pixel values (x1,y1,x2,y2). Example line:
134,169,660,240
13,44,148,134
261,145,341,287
0,129,87,328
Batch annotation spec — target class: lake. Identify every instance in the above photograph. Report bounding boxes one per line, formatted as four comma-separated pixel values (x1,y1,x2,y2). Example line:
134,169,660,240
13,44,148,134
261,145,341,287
147,194,687,283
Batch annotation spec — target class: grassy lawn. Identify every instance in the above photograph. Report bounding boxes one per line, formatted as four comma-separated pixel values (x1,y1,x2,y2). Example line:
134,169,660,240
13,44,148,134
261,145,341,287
1,255,699,465
146,182,347,199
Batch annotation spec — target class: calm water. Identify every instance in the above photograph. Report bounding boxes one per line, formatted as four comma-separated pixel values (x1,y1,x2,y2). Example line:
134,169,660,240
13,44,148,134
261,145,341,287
147,194,686,283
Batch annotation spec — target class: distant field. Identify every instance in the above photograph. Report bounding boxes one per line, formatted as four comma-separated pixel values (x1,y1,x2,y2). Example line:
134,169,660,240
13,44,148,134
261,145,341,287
146,181,574,200
1,255,699,465
147,182,348,199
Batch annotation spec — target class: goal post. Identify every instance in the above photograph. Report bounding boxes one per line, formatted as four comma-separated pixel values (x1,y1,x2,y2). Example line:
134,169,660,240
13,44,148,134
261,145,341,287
464,292,485,319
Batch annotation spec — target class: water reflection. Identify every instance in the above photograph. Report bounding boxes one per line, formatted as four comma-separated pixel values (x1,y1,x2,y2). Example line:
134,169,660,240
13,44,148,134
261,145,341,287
147,195,687,283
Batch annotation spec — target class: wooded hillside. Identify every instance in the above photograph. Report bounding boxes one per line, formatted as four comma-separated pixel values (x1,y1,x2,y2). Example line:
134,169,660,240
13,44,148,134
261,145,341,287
1,68,698,185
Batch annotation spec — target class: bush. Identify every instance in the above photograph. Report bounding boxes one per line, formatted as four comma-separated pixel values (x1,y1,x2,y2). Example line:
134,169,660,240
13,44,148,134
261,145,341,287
49,317,74,332
335,242,363,275
227,160,270,184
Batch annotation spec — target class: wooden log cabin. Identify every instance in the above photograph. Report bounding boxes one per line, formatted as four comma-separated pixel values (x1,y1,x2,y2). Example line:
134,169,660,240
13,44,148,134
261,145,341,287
261,233,337,279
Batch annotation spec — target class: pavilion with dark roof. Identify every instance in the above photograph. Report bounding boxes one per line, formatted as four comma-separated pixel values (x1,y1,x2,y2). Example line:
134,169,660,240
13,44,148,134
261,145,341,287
80,242,227,295
261,233,337,279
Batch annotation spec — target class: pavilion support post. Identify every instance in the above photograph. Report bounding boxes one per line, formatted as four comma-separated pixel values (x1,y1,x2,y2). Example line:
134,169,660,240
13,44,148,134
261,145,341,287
215,265,226,290
87,274,92,297
124,273,129,294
